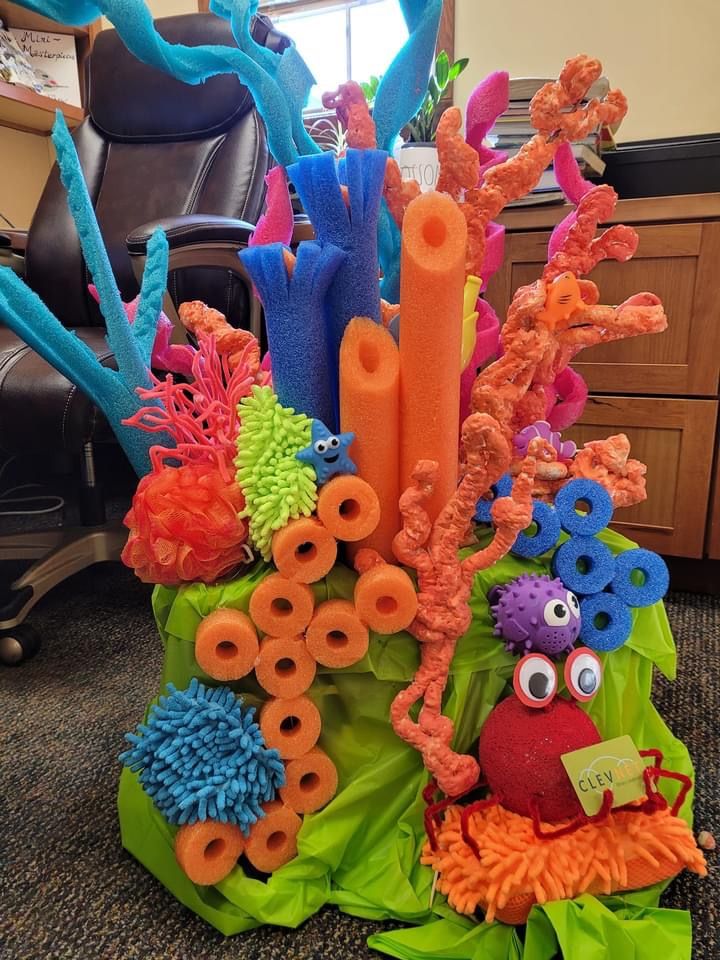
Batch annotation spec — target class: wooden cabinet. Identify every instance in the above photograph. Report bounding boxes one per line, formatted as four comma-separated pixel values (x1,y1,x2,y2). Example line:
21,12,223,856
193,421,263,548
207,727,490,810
486,194,720,559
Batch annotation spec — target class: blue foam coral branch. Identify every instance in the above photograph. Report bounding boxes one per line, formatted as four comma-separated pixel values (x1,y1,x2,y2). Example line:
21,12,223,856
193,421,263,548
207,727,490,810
132,229,170,369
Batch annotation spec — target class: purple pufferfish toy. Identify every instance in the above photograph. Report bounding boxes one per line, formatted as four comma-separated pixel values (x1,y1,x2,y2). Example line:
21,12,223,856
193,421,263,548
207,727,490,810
489,573,581,657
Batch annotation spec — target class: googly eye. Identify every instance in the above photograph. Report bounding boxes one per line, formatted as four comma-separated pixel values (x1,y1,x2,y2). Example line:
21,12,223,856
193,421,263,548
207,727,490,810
328,436,340,449
567,590,580,619
564,647,602,702
514,653,557,708
314,441,327,455
544,598,570,627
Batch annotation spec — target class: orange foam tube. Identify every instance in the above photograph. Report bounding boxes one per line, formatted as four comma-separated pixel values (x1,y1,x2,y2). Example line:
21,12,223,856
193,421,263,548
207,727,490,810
244,800,302,873
194,608,259,681
259,695,322,759
255,635,317,699
354,563,418,634
339,317,400,561
174,820,245,885
280,746,339,814
305,599,369,668
271,517,337,583
399,192,467,521
249,574,315,636
316,475,381,543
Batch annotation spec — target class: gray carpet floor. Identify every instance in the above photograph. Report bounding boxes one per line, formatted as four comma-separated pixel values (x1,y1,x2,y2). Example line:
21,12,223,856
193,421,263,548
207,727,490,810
0,564,717,960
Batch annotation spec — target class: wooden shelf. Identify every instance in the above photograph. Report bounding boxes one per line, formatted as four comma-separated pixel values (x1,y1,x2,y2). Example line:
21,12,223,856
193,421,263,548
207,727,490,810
0,78,83,133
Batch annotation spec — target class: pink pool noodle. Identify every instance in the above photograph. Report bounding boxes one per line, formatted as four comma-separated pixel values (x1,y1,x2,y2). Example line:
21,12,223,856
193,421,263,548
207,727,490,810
544,365,589,431
548,142,594,259
460,299,500,424
465,71,510,180
249,166,294,249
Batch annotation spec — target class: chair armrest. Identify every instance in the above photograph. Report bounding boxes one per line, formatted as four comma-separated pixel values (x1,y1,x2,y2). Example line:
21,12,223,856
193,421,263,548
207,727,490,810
126,215,256,256
0,229,28,253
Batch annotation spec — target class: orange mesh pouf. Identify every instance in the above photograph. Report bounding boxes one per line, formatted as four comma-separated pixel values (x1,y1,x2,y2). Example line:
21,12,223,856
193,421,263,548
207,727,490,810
316,475,381,542
255,635,317,699
194,608,259,681
259,695,322,759
244,801,302,873
174,820,245,885
271,517,337,583
305,599,369,668
249,574,315,637
280,747,339,814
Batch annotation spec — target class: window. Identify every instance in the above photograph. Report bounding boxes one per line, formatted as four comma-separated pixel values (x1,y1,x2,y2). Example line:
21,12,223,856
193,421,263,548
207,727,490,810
261,0,409,110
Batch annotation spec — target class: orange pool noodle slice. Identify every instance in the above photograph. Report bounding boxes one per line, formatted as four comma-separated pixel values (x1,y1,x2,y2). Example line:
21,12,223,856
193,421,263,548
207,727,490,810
316,475,381,542
399,192,467,522
249,574,315,636
305,599,369,668
280,747,339,814
194,608,259,681
339,317,400,561
354,563,418,634
271,517,337,583
259,695,322,759
174,820,244,886
255,635,317,699
244,800,302,873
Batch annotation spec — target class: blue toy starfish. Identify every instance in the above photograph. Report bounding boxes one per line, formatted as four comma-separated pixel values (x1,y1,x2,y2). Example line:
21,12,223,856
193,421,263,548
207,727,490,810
297,420,356,485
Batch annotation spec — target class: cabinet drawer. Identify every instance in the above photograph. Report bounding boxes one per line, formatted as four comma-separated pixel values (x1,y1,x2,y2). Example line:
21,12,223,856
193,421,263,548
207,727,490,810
485,221,720,396
564,396,718,558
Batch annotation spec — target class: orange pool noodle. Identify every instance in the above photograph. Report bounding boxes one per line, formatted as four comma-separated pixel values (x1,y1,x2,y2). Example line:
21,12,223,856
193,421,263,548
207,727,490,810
271,517,337,583
249,574,315,636
259,695,322,759
305,599,369,668
280,747,339,814
255,635,317,699
244,800,302,873
174,820,245,886
354,563,418,634
194,608,259,681
399,192,467,521
339,316,400,561
316,475,381,542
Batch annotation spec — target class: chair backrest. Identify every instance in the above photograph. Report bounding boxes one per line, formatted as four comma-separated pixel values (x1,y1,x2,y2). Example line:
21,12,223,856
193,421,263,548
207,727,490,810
24,13,287,328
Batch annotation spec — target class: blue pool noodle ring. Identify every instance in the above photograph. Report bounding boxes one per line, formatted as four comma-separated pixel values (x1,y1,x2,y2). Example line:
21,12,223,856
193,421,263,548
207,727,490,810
579,592,633,652
474,473,512,523
552,536,615,595
555,479,613,536
511,500,562,558
610,548,670,607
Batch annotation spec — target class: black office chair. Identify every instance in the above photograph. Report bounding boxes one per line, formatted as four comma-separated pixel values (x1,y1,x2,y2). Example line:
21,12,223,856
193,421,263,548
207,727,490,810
0,12,289,663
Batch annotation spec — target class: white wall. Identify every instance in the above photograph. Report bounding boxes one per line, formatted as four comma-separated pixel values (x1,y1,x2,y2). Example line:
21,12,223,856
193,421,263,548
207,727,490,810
454,0,720,143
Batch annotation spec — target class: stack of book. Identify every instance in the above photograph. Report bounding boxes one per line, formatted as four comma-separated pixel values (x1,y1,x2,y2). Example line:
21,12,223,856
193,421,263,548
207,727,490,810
488,75,613,206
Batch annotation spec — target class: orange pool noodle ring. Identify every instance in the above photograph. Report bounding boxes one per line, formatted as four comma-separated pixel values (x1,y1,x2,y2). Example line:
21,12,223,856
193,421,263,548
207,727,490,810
339,317,401,561
354,563,418,634
194,608,259,681
305,599,369,668
174,820,245,886
244,800,302,873
259,695,322,759
249,574,315,636
271,517,337,583
316,475,381,542
399,192,467,522
255,635,317,699
280,746,339,814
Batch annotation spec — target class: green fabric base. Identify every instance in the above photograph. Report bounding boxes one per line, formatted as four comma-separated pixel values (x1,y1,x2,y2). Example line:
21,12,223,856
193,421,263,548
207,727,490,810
118,528,696,959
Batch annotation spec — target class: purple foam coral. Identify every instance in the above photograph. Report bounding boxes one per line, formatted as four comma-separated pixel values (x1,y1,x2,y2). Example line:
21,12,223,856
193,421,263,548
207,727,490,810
513,420,577,461
490,573,581,657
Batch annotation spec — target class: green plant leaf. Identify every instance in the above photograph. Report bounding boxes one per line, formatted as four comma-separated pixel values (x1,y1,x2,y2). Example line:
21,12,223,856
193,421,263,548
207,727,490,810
435,49,449,89
428,75,441,106
448,57,469,82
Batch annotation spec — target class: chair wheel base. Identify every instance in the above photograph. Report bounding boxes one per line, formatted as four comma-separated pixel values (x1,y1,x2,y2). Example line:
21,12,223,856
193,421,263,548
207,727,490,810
0,624,42,666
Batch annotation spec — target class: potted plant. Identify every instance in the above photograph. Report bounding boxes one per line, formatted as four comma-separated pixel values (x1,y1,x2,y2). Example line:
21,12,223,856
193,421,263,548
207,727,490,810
397,50,469,191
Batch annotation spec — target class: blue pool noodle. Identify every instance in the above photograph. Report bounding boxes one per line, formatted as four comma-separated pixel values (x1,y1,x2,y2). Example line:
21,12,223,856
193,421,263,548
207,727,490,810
240,241,345,425
552,536,616,595
555,478,613,537
579,593,633,652
512,500,562,559
474,472,512,523
610,548,670,607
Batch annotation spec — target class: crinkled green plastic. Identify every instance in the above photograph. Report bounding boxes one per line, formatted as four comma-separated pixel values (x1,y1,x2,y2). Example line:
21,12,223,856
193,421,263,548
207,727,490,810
118,527,695,958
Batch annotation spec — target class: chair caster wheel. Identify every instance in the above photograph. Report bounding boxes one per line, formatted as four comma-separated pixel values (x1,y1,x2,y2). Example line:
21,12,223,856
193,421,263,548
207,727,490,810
0,624,42,666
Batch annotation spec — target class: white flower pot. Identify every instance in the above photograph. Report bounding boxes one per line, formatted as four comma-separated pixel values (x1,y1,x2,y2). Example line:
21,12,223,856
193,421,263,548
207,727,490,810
396,142,439,193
